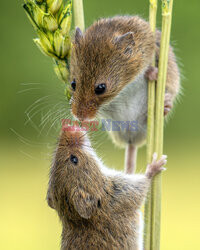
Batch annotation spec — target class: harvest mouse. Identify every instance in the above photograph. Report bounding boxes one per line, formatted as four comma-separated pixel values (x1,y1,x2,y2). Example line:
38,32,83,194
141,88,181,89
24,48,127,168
69,16,180,173
47,128,167,250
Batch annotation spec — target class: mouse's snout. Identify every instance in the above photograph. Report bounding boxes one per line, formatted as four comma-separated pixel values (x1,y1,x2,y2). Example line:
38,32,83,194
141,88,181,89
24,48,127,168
72,98,98,121
60,128,90,150
60,129,83,147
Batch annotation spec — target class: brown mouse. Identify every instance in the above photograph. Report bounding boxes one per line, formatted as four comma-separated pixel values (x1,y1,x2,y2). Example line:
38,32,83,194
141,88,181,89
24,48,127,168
47,128,167,250
69,15,180,173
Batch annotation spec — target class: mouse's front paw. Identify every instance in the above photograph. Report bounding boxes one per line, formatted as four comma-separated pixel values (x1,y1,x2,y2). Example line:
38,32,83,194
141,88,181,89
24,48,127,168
146,153,167,178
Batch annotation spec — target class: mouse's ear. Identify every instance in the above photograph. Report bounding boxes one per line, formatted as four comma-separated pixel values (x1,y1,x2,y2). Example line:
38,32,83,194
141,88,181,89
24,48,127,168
72,189,98,219
114,32,135,56
75,27,83,45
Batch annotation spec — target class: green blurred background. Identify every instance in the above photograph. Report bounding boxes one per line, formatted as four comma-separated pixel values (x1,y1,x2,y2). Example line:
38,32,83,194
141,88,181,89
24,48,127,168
0,0,200,249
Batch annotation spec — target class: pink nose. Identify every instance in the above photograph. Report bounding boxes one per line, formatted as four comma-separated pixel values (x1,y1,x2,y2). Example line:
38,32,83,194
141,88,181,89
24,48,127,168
72,99,97,121
76,110,88,121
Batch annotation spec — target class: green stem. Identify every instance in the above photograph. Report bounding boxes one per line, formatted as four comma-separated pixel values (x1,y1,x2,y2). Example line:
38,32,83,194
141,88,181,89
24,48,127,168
144,1,157,249
151,1,174,249
73,0,85,31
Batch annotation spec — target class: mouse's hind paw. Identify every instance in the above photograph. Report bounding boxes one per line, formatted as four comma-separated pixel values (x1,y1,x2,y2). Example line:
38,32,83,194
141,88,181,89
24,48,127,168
164,93,173,116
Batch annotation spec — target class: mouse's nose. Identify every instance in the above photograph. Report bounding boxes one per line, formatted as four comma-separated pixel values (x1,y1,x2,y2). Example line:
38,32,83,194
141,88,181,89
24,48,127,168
76,109,88,121
72,99,98,121
60,128,89,148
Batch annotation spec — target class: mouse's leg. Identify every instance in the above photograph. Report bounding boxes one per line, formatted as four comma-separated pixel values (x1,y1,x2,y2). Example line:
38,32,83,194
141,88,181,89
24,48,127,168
145,66,175,116
154,32,180,116
115,154,167,210
125,144,137,174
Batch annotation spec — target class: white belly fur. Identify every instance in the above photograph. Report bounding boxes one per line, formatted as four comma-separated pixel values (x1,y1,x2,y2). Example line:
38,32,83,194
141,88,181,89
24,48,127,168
138,210,144,250
99,72,148,147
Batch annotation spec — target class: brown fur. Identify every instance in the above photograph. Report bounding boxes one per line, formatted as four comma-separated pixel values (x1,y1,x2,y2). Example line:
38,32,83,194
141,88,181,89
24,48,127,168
70,15,180,121
70,16,155,120
47,130,166,249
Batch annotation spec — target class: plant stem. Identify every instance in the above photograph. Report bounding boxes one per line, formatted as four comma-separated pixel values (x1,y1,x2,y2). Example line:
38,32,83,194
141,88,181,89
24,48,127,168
144,1,157,249
73,0,85,31
151,1,174,249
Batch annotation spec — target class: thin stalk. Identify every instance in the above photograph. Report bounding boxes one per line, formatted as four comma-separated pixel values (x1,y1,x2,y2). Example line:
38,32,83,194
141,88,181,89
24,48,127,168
151,1,174,249
73,0,85,31
144,0,157,249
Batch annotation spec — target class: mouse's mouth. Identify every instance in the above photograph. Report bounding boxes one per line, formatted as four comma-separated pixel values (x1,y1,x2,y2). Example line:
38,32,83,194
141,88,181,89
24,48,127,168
71,101,98,122
72,108,97,122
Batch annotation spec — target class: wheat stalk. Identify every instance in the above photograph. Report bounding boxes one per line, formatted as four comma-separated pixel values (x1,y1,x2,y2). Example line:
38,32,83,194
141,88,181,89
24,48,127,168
144,1,158,249
151,1,174,249
73,0,85,31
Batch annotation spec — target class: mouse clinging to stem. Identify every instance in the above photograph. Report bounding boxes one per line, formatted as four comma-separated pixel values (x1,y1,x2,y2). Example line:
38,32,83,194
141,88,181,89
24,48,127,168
69,16,180,173
47,128,167,250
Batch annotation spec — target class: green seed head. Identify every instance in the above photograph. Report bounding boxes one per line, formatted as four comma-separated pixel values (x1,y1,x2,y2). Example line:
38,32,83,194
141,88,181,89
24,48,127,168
24,0,73,98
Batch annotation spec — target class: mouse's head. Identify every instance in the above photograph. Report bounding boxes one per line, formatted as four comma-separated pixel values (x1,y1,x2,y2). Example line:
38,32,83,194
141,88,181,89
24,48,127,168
70,17,155,121
47,129,105,221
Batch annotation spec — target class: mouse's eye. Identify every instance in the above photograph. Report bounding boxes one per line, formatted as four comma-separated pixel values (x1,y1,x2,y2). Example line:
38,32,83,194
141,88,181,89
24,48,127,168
70,155,78,165
95,83,106,95
71,79,76,91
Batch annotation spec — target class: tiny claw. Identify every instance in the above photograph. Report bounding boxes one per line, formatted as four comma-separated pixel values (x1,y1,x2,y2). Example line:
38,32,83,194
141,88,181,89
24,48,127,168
158,159,167,166
159,155,167,162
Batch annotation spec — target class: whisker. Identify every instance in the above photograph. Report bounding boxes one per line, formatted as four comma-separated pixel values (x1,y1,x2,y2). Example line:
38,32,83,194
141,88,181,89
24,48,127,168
17,87,41,94
39,102,64,126
46,111,66,136
25,98,58,116
39,114,61,136
25,95,53,113
25,103,58,125
19,150,38,160
20,82,42,86
24,114,42,133
47,110,67,135
10,128,47,147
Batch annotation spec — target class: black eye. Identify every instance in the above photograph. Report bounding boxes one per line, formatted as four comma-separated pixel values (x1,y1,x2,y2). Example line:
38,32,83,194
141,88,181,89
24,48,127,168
97,199,101,208
95,83,106,95
70,155,78,165
71,79,76,91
